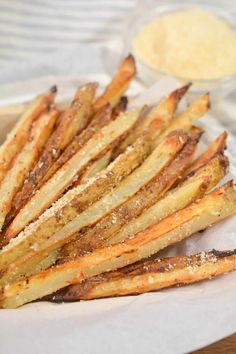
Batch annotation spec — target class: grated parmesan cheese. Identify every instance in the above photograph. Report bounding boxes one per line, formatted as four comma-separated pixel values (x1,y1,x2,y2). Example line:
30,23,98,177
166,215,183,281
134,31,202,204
132,8,236,80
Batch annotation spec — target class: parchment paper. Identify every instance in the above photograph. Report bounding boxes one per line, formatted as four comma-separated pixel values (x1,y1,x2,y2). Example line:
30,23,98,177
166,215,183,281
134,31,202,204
0,76,235,354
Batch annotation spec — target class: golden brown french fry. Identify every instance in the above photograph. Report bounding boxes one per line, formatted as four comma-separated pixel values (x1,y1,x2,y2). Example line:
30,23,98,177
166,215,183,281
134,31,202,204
0,87,56,184
61,83,97,141
93,55,136,112
111,96,128,120
10,83,96,219
5,108,141,240
1,182,235,308
49,249,236,301
185,132,227,177
141,84,191,130
61,131,199,257
154,93,210,147
0,109,59,231
115,83,191,155
0,130,186,276
107,154,228,246
41,103,112,184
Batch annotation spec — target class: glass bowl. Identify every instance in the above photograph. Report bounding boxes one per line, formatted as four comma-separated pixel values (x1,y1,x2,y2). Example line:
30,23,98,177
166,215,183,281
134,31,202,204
122,0,236,101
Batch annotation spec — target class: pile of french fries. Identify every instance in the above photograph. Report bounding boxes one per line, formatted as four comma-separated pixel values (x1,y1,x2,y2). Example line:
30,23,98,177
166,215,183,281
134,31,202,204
0,55,236,309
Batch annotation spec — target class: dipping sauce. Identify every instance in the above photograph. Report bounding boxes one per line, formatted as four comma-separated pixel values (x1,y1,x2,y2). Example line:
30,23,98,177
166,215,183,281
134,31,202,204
132,8,236,80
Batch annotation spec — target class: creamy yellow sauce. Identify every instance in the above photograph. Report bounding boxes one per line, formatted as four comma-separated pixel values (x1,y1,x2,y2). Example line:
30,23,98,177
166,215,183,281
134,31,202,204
132,8,236,80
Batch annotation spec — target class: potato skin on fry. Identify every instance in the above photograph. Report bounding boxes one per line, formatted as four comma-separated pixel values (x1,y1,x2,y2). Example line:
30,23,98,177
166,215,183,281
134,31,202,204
111,96,128,120
49,249,236,301
185,131,227,177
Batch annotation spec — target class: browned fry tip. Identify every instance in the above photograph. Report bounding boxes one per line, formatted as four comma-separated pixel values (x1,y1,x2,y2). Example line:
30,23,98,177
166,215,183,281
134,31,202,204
50,85,57,94
170,82,192,100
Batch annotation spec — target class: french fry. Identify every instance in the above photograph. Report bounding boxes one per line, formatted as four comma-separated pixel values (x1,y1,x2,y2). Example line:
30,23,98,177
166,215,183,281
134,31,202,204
5,108,142,240
0,109,59,232
106,155,228,246
49,249,236,301
115,84,191,155
61,131,200,257
111,96,128,120
1,182,235,308
93,55,136,112
0,87,56,184
41,103,112,184
154,93,210,147
139,84,191,133
10,83,96,219
185,132,227,177
0,130,186,274
6,248,236,303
